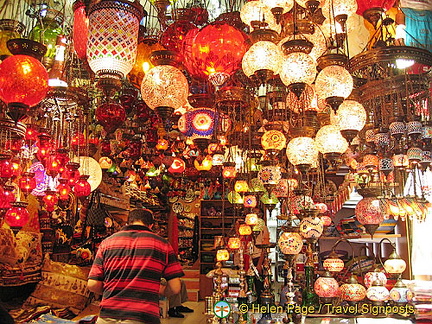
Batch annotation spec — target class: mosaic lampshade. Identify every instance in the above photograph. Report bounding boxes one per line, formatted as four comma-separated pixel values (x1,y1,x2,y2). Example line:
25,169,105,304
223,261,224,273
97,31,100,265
258,165,282,185
390,280,413,304
389,121,406,138
141,65,189,111
242,41,283,78
286,137,319,168
244,195,258,208
315,65,353,100
261,130,286,151
314,275,340,298
299,216,324,240
240,1,280,33
280,52,317,87
340,279,367,302
315,125,349,155
87,0,144,79
355,197,384,233
323,256,345,272
366,283,390,302
336,100,367,132
364,270,387,288
278,231,303,255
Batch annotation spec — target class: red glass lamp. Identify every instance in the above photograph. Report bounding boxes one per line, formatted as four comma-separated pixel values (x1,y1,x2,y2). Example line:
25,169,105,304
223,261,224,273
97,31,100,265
74,175,91,198
18,172,36,196
0,185,16,211
355,197,384,237
73,0,88,60
0,154,14,183
0,39,49,122
57,178,71,201
43,189,58,212
63,161,81,187
96,103,127,134
5,201,30,234
160,20,197,56
188,21,249,86
168,157,186,174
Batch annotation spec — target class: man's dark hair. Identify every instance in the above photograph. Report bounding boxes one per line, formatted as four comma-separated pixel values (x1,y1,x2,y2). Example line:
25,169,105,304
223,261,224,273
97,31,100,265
128,209,154,226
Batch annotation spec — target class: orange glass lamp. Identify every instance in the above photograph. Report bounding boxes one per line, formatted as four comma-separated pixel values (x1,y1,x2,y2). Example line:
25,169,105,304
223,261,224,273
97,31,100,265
340,275,367,304
222,162,237,179
216,248,230,262
227,237,241,250
245,213,259,226
239,223,252,236
234,180,250,193
243,195,258,208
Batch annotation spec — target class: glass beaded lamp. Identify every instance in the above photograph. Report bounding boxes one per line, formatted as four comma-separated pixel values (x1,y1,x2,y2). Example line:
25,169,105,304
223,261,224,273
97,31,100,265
323,251,345,272
280,53,317,98
355,197,384,237
95,103,126,134
336,100,367,143
188,21,249,86
245,213,259,226
299,216,324,242
364,268,387,288
340,276,367,303
390,279,413,305
0,39,49,122
258,164,282,185
0,19,25,59
366,281,390,304
73,1,88,60
286,137,319,174
243,195,258,208
141,65,189,120
240,1,280,33
87,0,144,90
261,130,287,151
315,65,353,111
5,201,29,234
314,272,340,303
242,41,283,83
278,231,303,255
315,125,349,164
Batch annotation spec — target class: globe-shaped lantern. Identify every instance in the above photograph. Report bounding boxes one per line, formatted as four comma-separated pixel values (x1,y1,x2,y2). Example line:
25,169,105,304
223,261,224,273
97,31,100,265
390,279,413,305
384,250,406,275
240,1,280,33
141,65,189,120
5,201,30,234
258,164,282,186
74,175,92,197
323,252,345,272
364,268,387,288
261,130,287,155
87,0,144,90
242,41,283,84
278,231,303,255
188,21,249,86
168,157,186,174
366,281,390,304
355,197,384,237
18,172,36,196
95,103,126,134
160,20,197,55
340,276,367,303
239,223,252,236
245,213,259,226
315,65,353,111
0,39,49,122
299,216,324,242
286,137,319,174
186,108,218,140
336,100,367,143
314,272,340,303
315,125,349,164
280,52,317,99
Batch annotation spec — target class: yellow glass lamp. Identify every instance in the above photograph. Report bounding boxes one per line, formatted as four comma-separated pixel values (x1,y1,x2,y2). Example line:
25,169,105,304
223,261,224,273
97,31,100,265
216,248,230,262
239,223,252,236
245,213,259,226
227,237,241,250
234,180,250,193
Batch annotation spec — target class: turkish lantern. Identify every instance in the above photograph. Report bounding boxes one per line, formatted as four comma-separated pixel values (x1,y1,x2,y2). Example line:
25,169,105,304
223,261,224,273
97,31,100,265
63,162,81,187
141,65,189,120
168,157,186,174
227,237,241,250
355,197,384,237
74,175,91,197
18,172,36,196
188,21,249,86
73,0,88,60
0,154,14,183
314,272,340,303
86,0,144,89
43,190,58,212
216,248,230,261
340,276,367,303
96,103,126,134
5,201,29,233
238,223,252,236
57,178,71,200
0,185,16,210
160,20,197,56
0,39,49,122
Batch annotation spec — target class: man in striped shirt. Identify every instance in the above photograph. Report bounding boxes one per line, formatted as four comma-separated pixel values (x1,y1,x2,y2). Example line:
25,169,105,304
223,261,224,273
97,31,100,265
88,208,184,323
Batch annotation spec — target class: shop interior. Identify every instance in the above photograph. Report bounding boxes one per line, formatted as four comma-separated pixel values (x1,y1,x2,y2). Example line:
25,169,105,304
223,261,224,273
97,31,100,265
0,0,431,323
